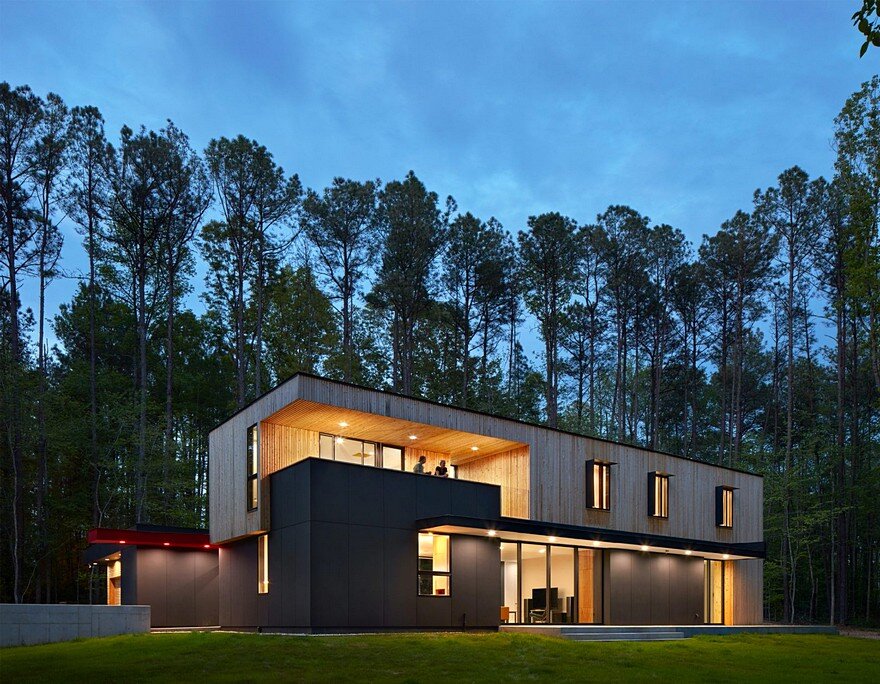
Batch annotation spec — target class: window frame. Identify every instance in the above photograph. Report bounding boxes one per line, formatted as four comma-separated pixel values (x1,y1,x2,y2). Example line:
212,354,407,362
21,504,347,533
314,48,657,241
716,486,736,528
318,432,404,470
246,424,259,512
586,460,613,511
647,472,671,519
417,533,451,597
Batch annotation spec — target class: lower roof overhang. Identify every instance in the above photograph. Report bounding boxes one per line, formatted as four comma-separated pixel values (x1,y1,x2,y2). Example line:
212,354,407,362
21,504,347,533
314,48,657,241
416,515,765,561
84,528,215,565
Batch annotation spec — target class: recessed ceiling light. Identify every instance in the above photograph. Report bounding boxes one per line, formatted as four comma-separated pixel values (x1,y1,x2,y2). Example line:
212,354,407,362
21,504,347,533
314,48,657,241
592,541,601,548
470,446,479,451
685,550,692,556
119,540,126,544
338,421,348,428
548,536,556,543
640,545,649,552
487,530,496,537
203,544,211,549
408,434,418,440
722,553,729,560
163,542,170,547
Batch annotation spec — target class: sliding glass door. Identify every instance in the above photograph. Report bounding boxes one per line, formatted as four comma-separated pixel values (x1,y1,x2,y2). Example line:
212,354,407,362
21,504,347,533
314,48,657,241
500,541,604,625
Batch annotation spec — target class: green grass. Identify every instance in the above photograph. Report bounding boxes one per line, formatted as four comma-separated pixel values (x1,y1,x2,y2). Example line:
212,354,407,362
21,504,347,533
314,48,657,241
1,632,878,683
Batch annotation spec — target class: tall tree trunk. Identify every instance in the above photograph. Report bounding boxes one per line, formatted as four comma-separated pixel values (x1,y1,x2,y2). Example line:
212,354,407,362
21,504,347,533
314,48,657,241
164,266,176,521
88,211,99,526
4,166,24,604
136,244,148,523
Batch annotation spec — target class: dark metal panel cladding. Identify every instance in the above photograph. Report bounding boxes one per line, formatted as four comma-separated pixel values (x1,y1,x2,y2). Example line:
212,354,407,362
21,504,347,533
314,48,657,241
120,547,138,605
310,521,349,627
417,594,452,627
136,548,168,627
349,466,385,527
382,470,417,529
415,476,452,520
383,527,417,627
607,551,631,625
194,550,220,626
450,536,478,628
688,557,705,623
219,537,260,628
472,537,501,627
348,525,385,627
164,551,197,627
449,481,478,518
294,523,311,626
630,553,652,624
310,462,349,524
650,554,671,624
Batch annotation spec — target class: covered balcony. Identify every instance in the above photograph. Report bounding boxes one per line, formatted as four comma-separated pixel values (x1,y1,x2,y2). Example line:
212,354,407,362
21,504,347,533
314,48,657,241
257,398,531,518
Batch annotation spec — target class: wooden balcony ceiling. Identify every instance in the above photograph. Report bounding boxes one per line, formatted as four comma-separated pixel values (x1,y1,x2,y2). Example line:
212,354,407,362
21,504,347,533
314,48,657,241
263,399,525,462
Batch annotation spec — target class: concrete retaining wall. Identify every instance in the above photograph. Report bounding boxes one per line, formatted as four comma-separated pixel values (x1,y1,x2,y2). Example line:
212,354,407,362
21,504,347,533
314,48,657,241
0,604,151,647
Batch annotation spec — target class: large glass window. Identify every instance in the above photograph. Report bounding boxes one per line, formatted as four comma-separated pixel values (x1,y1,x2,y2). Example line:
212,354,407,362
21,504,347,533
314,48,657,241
550,546,575,624
319,433,394,469
418,533,450,596
246,424,258,511
258,534,269,594
501,541,604,625
335,436,363,465
587,461,611,510
704,560,723,624
521,544,548,623
382,445,403,470
648,472,670,518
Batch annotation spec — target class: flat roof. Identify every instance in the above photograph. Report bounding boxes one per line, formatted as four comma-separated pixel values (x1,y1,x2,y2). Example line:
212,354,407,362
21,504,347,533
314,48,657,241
213,372,761,478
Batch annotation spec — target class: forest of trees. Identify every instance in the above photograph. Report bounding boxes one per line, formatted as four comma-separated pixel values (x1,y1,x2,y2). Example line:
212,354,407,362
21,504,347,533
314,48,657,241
1,77,878,625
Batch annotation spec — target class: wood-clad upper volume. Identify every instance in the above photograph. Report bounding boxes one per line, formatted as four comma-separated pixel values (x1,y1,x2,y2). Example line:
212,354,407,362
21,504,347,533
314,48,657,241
209,373,763,549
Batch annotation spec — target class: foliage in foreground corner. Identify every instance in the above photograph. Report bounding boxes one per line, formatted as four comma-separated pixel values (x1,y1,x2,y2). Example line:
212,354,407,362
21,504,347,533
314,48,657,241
853,0,880,56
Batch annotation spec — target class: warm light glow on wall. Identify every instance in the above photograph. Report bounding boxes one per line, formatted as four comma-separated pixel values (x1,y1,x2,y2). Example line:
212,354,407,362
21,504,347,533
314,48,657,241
258,535,269,594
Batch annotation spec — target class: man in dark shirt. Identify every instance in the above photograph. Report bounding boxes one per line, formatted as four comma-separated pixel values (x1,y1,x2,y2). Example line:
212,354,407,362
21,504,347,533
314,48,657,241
434,459,448,478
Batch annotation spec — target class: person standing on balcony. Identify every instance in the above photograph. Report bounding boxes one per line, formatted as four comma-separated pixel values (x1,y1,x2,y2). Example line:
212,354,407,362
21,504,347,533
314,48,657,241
413,455,427,474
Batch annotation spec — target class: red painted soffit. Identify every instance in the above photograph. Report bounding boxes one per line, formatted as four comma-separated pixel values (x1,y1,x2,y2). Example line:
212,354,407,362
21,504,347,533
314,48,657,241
87,528,214,550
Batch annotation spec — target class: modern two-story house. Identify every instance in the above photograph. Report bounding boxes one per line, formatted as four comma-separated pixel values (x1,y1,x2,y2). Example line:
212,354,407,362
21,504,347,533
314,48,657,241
201,373,763,631
86,372,763,630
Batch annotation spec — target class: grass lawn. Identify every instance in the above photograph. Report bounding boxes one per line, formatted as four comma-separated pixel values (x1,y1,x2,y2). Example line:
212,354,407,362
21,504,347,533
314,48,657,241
1,631,878,683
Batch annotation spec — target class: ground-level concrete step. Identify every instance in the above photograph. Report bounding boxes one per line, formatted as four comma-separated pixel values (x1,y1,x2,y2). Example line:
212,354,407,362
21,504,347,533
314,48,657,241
565,631,685,642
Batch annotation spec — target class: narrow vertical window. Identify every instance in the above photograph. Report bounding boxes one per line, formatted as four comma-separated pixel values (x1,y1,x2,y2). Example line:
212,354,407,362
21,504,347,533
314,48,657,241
704,559,723,624
257,534,269,594
319,433,335,459
648,472,670,518
418,533,450,596
246,424,259,511
586,460,612,510
716,486,735,528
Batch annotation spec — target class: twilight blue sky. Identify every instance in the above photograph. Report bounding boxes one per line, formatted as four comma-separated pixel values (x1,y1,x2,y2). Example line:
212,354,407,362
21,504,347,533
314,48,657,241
1,0,876,351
